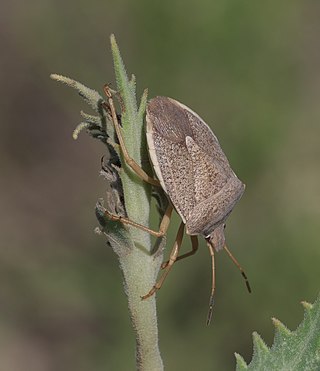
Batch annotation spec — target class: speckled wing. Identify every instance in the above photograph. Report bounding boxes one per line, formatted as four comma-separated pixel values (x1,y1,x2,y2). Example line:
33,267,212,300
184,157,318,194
146,97,196,222
146,96,234,222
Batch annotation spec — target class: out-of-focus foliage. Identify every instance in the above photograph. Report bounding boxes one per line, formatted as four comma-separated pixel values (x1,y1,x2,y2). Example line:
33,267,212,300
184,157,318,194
1,1,320,370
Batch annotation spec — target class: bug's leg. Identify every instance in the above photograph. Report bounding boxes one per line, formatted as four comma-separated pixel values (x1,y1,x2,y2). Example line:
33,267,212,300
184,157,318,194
104,204,173,237
141,221,185,300
161,235,198,269
223,245,251,293
103,85,160,187
206,241,216,326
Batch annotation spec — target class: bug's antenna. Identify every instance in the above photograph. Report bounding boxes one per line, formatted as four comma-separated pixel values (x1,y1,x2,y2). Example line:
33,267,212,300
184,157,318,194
223,245,251,293
206,241,216,326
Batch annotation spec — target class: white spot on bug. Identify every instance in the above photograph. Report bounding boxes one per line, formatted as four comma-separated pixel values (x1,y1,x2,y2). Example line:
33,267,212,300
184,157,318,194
185,136,193,146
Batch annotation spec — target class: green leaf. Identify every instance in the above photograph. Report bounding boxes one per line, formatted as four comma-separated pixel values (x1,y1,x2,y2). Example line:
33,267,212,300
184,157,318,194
236,293,320,371
138,88,148,123
110,34,138,129
109,34,152,241
50,74,104,112
50,74,114,143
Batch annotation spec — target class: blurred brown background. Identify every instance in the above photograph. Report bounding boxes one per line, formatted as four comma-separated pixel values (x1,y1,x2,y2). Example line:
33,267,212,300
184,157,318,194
1,1,320,370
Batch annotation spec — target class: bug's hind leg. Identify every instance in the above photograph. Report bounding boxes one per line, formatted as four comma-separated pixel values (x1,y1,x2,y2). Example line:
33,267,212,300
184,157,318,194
141,221,185,300
103,85,160,186
161,235,198,269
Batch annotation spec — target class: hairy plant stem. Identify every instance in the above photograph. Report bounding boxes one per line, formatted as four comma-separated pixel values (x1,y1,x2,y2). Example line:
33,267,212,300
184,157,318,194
51,34,165,370
109,34,164,370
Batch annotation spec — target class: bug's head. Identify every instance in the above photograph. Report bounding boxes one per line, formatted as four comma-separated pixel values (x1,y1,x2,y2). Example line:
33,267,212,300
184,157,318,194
206,223,226,252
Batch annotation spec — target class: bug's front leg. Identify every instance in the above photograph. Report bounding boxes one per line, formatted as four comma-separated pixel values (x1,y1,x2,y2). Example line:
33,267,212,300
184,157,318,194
103,85,160,186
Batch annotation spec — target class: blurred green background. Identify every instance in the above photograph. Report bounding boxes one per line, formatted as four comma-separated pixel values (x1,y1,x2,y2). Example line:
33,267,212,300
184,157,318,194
1,1,320,370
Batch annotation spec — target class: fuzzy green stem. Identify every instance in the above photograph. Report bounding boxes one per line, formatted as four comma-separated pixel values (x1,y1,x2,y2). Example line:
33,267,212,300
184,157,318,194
120,251,163,370
51,35,165,370
110,35,164,370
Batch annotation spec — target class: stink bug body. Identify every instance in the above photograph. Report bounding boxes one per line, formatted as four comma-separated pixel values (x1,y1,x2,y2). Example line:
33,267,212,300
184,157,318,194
103,88,250,324
146,97,245,251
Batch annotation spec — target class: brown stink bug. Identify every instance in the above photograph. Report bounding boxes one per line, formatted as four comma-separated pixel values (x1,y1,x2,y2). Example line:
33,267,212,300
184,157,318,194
103,88,251,324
